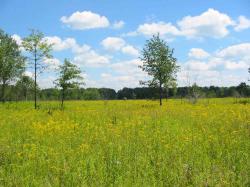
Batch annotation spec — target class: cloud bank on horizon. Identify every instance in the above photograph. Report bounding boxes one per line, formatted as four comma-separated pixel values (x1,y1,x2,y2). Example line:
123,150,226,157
2,1,249,90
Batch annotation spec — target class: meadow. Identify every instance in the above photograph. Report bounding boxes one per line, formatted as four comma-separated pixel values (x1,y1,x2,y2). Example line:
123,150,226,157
0,98,249,186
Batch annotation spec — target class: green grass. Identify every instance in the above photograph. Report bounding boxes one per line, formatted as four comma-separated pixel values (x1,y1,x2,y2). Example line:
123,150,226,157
0,98,249,186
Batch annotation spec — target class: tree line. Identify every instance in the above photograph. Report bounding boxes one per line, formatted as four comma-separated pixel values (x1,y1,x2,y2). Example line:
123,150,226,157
1,83,249,101
0,29,83,108
1,28,249,108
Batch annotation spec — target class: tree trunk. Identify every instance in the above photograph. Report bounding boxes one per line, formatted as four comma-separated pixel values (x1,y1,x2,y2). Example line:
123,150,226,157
34,47,37,109
1,82,6,103
61,88,65,109
159,83,162,106
24,88,27,101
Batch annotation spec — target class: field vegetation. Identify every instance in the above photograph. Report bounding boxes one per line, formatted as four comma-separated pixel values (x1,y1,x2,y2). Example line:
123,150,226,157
0,98,249,186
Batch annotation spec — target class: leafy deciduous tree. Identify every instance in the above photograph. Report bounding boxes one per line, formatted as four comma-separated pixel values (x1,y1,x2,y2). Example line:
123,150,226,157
55,59,83,108
139,34,179,105
0,29,25,102
15,75,35,100
22,29,53,109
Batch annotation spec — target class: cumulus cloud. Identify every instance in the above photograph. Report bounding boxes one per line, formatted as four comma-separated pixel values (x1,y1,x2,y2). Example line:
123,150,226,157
45,36,76,51
113,21,125,29
101,37,139,57
224,61,249,70
185,43,250,71
45,36,110,68
12,34,22,46
177,8,234,38
100,59,146,89
188,48,210,59
73,45,110,67
101,37,126,51
180,42,250,87
137,22,180,36
185,60,213,71
38,76,56,89
126,8,242,40
43,58,61,70
61,11,110,30
23,71,33,78
234,16,250,31
81,59,146,90
216,43,250,59
121,45,140,56
110,59,144,75
11,34,25,51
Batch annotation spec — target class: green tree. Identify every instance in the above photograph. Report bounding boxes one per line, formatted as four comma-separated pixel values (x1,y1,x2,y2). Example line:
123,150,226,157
188,83,202,104
55,59,83,108
22,29,53,109
0,29,25,102
83,88,101,100
15,75,35,100
140,34,179,105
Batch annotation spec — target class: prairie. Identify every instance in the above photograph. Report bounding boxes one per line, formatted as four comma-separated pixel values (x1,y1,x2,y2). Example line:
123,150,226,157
0,98,249,186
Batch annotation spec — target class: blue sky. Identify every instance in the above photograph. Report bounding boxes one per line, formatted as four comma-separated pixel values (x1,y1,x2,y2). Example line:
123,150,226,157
1,0,250,89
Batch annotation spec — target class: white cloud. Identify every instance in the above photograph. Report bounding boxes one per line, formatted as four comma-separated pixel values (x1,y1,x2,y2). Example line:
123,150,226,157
110,59,144,76
23,71,33,78
137,22,180,36
127,8,239,40
121,45,139,57
82,60,147,89
177,8,235,38
234,16,250,31
101,73,112,78
101,37,139,57
61,11,110,30
45,36,76,51
73,44,110,67
188,48,210,59
11,34,25,51
224,61,248,70
45,36,110,68
180,42,250,87
113,21,125,29
43,58,61,70
12,34,22,46
178,69,247,87
38,76,56,89
217,43,250,59
101,37,126,51
185,60,212,71
185,44,250,72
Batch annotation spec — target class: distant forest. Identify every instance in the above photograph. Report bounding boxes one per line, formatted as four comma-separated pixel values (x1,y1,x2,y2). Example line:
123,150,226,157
2,82,250,101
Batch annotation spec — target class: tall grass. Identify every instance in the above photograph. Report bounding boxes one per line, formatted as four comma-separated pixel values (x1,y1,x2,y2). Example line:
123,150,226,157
0,99,249,186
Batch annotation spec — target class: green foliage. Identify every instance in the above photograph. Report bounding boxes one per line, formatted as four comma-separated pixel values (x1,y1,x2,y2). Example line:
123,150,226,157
140,34,179,105
55,59,83,107
55,59,83,90
188,83,203,104
22,29,53,108
15,75,35,100
140,34,179,88
0,99,249,186
22,29,53,62
82,88,101,100
0,29,25,102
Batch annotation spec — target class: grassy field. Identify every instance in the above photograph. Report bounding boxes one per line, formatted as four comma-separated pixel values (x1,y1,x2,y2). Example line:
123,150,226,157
0,98,249,186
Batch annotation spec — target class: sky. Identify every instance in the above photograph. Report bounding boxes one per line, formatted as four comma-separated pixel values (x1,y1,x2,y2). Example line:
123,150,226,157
0,0,250,90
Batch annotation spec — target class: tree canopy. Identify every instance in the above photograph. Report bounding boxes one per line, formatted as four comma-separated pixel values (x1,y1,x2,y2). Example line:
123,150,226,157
54,59,83,108
0,29,25,102
22,29,53,108
140,34,179,105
